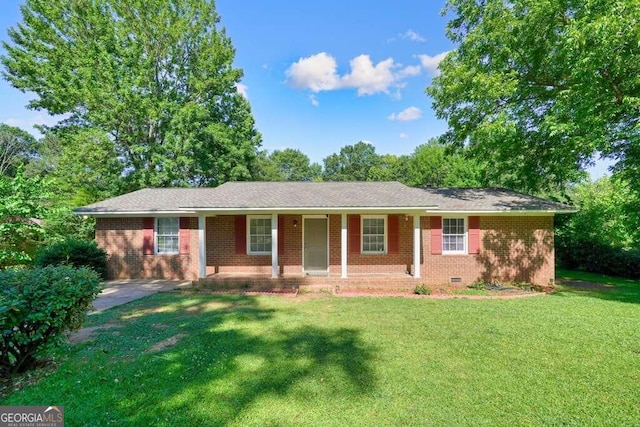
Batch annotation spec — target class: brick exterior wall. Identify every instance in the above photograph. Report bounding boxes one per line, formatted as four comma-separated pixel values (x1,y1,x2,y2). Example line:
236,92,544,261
96,217,199,280
327,214,414,276
420,215,554,286
96,214,555,285
206,215,304,275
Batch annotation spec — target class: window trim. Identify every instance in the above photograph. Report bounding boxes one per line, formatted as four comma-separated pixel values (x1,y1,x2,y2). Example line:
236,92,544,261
247,215,272,255
361,214,387,255
442,216,467,255
155,217,180,255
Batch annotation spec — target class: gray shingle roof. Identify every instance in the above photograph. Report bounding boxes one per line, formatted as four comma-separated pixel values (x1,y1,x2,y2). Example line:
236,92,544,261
183,182,433,209
417,187,573,212
75,188,209,214
75,182,574,214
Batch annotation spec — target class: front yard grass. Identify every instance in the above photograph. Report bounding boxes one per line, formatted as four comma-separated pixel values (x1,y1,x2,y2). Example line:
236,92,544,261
2,272,639,426
556,268,640,303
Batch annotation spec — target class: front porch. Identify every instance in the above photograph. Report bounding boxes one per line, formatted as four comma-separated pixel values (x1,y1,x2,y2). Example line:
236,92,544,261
198,213,423,281
194,271,425,292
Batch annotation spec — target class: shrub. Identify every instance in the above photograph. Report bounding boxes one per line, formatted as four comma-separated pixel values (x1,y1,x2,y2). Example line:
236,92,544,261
414,284,431,295
0,266,101,376
556,236,640,279
468,280,489,290
35,239,107,279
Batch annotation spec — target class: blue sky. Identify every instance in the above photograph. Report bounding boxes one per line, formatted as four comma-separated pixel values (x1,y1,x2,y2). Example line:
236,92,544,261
0,0,609,177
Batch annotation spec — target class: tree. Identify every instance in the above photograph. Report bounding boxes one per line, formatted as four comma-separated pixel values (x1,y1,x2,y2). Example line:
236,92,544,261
28,128,124,205
0,124,38,177
322,141,381,181
428,0,639,193
2,0,261,189
368,154,408,182
254,148,321,181
404,139,483,188
0,170,47,268
555,176,640,276
556,177,640,251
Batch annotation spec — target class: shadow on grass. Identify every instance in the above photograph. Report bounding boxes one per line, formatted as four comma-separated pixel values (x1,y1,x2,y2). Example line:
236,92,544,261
21,294,376,425
553,269,640,304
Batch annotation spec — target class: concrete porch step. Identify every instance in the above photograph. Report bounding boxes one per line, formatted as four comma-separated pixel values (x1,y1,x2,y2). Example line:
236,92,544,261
193,273,423,293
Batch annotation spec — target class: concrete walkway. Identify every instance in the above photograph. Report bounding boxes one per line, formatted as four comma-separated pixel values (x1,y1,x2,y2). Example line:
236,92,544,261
92,279,193,312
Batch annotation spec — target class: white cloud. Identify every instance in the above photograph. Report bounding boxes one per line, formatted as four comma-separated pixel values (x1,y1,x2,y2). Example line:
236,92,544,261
3,114,66,137
286,52,341,92
401,30,427,43
309,94,319,107
341,55,395,96
399,133,409,139
418,51,450,75
235,83,249,99
286,53,425,97
396,65,422,79
388,106,422,121
3,118,21,127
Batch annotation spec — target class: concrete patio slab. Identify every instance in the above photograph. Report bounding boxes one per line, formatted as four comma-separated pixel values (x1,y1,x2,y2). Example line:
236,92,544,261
92,279,193,312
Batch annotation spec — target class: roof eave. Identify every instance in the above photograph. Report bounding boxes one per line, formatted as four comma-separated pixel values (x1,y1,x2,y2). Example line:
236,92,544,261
183,206,439,214
74,207,576,217
73,210,198,217
424,209,576,215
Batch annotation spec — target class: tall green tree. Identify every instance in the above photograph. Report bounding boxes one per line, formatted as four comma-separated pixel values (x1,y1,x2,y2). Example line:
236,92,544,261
404,140,483,188
254,148,321,181
0,124,38,177
368,154,407,182
428,0,639,193
322,141,381,181
555,176,640,275
0,170,47,268
28,128,124,206
557,177,640,251
2,0,261,189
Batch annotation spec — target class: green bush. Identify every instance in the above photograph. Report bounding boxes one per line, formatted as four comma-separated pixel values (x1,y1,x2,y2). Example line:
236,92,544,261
0,266,101,376
414,285,431,295
35,239,107,279
554,177,640,279
468,280,489,290
556,236,640,279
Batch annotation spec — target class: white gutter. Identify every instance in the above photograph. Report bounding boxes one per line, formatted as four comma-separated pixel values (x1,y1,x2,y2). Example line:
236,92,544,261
424,209,576,215
73,210,198,217
182,206,438,214
75,207,574,216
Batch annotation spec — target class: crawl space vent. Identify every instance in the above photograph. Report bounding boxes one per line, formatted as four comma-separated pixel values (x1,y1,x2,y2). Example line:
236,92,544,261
450,277,462,284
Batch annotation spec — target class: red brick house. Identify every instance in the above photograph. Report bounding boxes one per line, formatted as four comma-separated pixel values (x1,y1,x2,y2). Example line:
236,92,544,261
75,182,573,286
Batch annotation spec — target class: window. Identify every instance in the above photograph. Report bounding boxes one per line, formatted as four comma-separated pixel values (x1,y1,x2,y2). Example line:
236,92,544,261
248,216,272,254
362,216,386,254
156,217,179,254
442,217,466,254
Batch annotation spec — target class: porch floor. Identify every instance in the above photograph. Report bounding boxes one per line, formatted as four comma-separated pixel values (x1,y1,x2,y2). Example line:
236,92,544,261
194,272,422,292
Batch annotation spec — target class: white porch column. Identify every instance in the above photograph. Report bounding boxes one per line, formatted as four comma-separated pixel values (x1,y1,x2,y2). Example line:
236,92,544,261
271,213,278,278
341,213,348,278
198,215,206,279
413,214,421,279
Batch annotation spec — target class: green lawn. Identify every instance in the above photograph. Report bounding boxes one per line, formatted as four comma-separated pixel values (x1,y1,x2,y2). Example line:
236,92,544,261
2,273,640,426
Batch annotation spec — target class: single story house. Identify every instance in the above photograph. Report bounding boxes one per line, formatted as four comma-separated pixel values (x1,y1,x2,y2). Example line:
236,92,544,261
75,182,573,287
